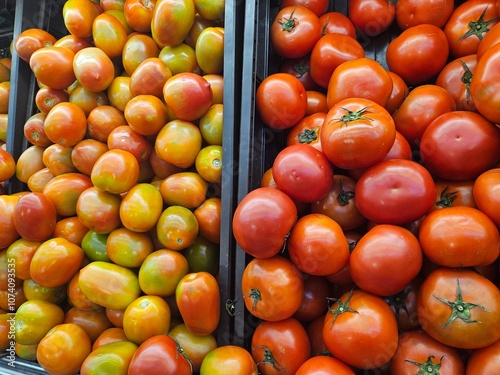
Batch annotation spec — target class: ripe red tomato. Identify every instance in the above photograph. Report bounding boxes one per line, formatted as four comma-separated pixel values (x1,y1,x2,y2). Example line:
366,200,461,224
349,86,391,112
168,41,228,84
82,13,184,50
256,72,307,129
293,275,331,323
355,159,436,225
319,11,356,38
306,90,328,115
251,317,311,375
321,97,396,170
241,255,304,322
280,0,329,16
429,179,477,213
395,0,454,30
348,0,396,37
386,24,450,85
76,186,122,234
270,6,321,59
473,168,500,227
232,187,297,258
296,355,355,375
13,192,57,242
286,112,325,151
417,267,500,349
477,21,500,60
323,289,399,369
444,0,499,58
390,330,465,374
272,144,333,203
279,55,319,91
419,111,500,181
385,71,409,114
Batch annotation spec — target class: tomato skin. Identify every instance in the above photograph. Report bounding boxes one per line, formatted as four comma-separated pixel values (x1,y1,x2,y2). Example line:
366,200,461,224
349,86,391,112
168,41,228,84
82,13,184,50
151,0,195,48
389,330,465,374
120,183,163,233
321,98,396,170
14,28,56,63
295,356,355,375
355,159,436,225
256,73,307,130
232,187,297,259
271,6,321,59
350,225,423,297
417,267,500,349
470,43,500,124
305,90,328,115
73,47,115,93
429,179,477,213
76,186,122,234
251,317,311,375
466,339,500,374
419,206,499,268
195,26,224,75
395,0,454,30
29,46,76,90
130,57,172,98
386,24,450,86
473,168,500,227
477,21,500,60
80,340,138,375
92,12,128,59
63,0,102,38
293,275,331,323
322,289,399,369
124,0,156,33
13,192,57,242
91,149,139,195
286,113,325,151
200,345,258,375
127,334,193,375
241,255,304,322
175,272,220,336
348,0,396,37
287,213,350,276
44,101,87,147
156,205,199,251
15,300,65,346
419,111,500,181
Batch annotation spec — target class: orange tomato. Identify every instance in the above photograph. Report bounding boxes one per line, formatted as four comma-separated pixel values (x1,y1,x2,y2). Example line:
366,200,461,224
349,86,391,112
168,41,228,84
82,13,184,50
155,120,202,169
73,47,116,92
53,216,89,246
106,228,154,268
42,143,77,176
29,46,76,90
13,192,57,242
122,33,159,76
124,0,157,33
15,300,65,345
106,76,133,112
91,149,139,194
63,0,103,38
92,12,128,58
195,145,222,184
0,195,20,249
156,205,199,250
15,145,45,183
68,85,110,116
26,168,54,193
76,186,122,234
42,172,93,217
0,147,15,181
34,86,69,114
44,101,87,147
53,34,93,54
130,57,172,97
107,125,153,163
71,138,109,176
194,197,221,244
67,271,103,311
159,171,208,209
106,307,125,328
6,239,40,280
23,112,51,148
64,306,113,343
14,28,57,63
92,327,128,350
124,94,169,137
87,104,127,143
120,182,164,233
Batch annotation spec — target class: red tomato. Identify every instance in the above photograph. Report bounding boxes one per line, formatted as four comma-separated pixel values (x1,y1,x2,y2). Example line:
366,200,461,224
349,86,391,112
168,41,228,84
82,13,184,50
287,213,350,276
390,330,465,374
350,224,423,296
121,34,159,76
44,101,87,147
272,144,333,203
29,46,76,90
417,267,500,349
429,179,477,213
232,187,297,258
473,168,500,227
241,255,304,322
386,24,450,86
256,72,307,129
124,0,157,33
128,334,192,375
14,28,56,63
321,97,396,170
395,0,454,30
270,6,321,59
323,289,399,369
319,11,356,38
293,275,331,323
76,186,122,234
355,159,436,225
477,21,500,60
419,111,500,181
107,125,153,163
466,339,500,374
296,356,355,375
280,0,329,16
13,192,57,242
348,0,396,37
91,149,139,195
385,71,409,114
286,112,325,151
35,87,69,115
251,317,311,375
444,0,499,58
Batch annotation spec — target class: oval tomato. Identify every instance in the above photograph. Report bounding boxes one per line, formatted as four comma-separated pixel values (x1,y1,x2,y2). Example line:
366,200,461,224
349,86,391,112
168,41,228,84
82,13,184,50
122,33,159,76
76,186,122,234
29,46,76,90
196,26,224,75
91,149,139,195
44,101,87,147
151,0,195,48
15,300,65,345
63,306,113,343
200,345,258,375
156,205,199,251
73,47,115,93
120,182,163,233
13,192,57,242
63,0,102,38
92,12,128,59
473,168,500,227
155,120,202,169
80,340,138,375
35,86,69,115
14,28,56,63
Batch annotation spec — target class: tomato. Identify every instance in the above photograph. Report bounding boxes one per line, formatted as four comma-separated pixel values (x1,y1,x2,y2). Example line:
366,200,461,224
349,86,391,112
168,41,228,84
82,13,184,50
323,289,399,369
27,168,54,193
68,85,110,117
122,33,159,76
13,192,56,242
101,0,125,11
292,274,330,323
232,187,297,258
256,72,307,129
321,97,396,170
128,334,192,375
198,104,223,146
296,355,355,375
477,21,500,60
76,186,122,234
63,306,113,343
348,0,396,37
473,168,500,227
466,339,500,374
200,345,258,375
15,300,65,345
53,216,89,246
196,26,224,75
436,54,477,112
86,105,125,143
29,46,76,90
251,317,311,374
309,34,364,90
81,229,111,262
287,213,349,276
470,43,500,124
0,147,15,182
35,86,69,115
37,323,92,375
385,71,409,114
305,90,328,115
195,145,222,184
92,12,128,59
176,272,219,335
156,205,199,251
63,0,102,38
92,327,128,350
73,47,115,93
241,255,304,322
420,111,500,181
5,239,39,281
91,149,139,194
42,144,77,176
286,113,325,151
159,172,206,209
356,159,436,225
14,28,56,63
386,24,450,86
53,34,93,54
15,145,45,183
43,101,87,147
159,43,200,76
119,182,163,233
123,94,168,137
151,0,195,48
129,57,172,98
67,271,103,311
71,139,109,176
444,0,499,58
279,56,318,91
417,267,500,349
0,195,19,249
390,330,465,374
81,340,138,375
395,0,454,30
106,228,154,268
419,206,499,267
79,261,141,310
350,224,423,296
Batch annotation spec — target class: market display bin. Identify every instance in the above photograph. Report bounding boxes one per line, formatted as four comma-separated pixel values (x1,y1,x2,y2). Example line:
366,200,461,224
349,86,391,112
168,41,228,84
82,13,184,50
1,0,244,373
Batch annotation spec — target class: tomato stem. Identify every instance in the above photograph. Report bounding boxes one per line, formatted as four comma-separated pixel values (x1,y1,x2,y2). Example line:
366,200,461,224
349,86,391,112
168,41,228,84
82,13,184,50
253,345,286,372
277,6,298,32
458,60,474,103
457,6,499,42
336,179,355,207
326,288,358,330
249,288,262,311
292,61,309,79
297,127,319,144
384,287,411,324
333,105,375,127
435,186,458,208
405,355,444,375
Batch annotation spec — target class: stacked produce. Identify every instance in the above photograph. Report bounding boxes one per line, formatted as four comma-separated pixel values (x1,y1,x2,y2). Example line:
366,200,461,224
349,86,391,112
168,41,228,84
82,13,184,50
232,0,500,374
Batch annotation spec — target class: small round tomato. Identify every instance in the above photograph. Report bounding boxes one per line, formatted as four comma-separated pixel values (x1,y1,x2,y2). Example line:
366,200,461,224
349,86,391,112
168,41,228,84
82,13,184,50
13,192,57,242
417,267,500,349
242,255,304,322
270,5,321,59
386,23,450,85
80,340,138,375
323,289,399,369
395,0,454,30
44,101,87,147
355,159,436,225
232,187,297,258
195,145,222,184
81,229,110,262
296,355,355,375
29,46,76,90
321,97,396,170
156,205,199,250
348,0,396,37
91,149,139,194
256,72,307,130
151,0,195,48
15,300,65,345
251,317,311,374
200,345,258,375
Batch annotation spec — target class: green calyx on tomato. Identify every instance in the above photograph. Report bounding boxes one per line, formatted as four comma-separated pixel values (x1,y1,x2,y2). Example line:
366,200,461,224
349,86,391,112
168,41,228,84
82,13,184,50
404,355,444,375
292,61,309,78
252,345,286,373
458,60,473,100
336,179,355,207
326,289,358,329
435,186,458,208
297,127,319,144
333,105,374,127
433,279,487,327
248,288,262,311
384,288,411,324
278,7,298,32
457,6,499,42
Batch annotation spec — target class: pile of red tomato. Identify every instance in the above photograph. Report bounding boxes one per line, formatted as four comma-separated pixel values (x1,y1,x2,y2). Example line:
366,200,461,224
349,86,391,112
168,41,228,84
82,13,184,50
231,0,500,374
